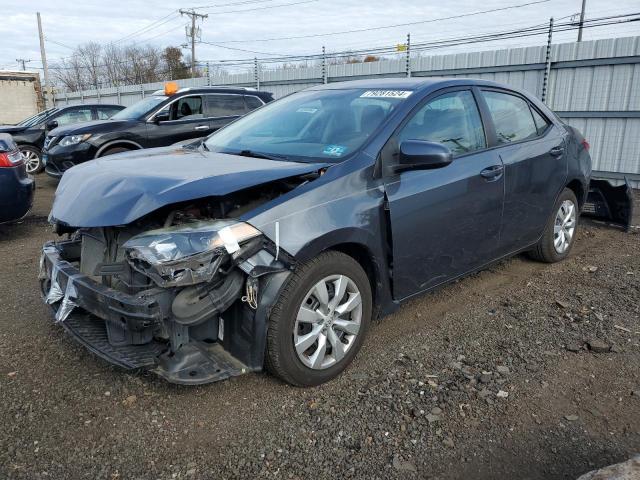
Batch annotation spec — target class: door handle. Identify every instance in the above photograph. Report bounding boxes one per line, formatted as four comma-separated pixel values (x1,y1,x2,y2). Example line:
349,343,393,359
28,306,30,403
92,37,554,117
549,146,564,157
194,125,210,131
480,165,504,180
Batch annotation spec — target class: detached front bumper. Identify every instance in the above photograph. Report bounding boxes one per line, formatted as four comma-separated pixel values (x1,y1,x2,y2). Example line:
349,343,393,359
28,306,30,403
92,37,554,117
40,240,260,384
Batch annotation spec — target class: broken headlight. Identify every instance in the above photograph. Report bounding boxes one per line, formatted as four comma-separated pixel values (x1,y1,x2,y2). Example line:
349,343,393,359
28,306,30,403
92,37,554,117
123,220,262,287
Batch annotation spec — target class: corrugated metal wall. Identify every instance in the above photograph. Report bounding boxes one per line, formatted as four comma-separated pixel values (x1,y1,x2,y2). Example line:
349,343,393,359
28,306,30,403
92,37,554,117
54,35,640,182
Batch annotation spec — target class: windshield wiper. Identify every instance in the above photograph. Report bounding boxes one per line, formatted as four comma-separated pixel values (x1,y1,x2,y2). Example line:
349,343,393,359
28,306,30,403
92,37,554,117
236,149,289,161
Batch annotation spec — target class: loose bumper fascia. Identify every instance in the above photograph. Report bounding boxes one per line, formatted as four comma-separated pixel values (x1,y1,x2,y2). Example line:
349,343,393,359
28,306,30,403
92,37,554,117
41,240,167,331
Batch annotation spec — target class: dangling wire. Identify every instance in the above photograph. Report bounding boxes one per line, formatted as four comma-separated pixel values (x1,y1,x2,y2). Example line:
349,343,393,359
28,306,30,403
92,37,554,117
242,276,258,310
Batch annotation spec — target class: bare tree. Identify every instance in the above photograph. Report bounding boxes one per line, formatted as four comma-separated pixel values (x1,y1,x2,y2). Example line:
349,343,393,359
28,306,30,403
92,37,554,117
51,42,182,91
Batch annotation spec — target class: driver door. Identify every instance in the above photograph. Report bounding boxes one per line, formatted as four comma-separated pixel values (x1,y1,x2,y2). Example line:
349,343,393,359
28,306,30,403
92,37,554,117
383,88,505,300
146,95,211,147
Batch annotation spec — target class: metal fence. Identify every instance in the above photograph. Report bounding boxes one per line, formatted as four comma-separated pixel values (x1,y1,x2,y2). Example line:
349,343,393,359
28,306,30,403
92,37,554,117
54,35,640,184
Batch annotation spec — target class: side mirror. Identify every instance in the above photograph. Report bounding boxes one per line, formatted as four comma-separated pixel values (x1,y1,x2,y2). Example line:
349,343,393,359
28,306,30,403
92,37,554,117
45,120,58,131
154,111,171,123
394,140,453,173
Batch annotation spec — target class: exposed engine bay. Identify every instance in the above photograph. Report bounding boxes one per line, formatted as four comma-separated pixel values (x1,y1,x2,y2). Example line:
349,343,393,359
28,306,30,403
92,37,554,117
39,175,319,384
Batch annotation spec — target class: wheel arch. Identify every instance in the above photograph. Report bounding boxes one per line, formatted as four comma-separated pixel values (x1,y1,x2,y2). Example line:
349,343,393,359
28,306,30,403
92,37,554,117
94,139,143,158
294,229,391,315
17,142,41,152
566,178,587,208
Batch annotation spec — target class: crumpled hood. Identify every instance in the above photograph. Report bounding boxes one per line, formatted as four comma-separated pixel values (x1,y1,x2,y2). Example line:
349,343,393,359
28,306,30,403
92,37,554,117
0,125,27,133
50,147,327,227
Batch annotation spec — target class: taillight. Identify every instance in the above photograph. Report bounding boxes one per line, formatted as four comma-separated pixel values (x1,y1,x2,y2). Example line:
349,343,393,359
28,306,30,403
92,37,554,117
0,150,24,168
581,138,590,151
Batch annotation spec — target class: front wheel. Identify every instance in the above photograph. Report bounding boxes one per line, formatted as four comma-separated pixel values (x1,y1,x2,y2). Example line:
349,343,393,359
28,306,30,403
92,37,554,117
266,251,372,387
529,188,579,263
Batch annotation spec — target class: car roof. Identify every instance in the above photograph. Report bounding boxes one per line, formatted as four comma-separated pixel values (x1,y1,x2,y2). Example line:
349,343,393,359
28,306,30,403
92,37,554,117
150,86,273,97
308,77,516,93
58,103,123,109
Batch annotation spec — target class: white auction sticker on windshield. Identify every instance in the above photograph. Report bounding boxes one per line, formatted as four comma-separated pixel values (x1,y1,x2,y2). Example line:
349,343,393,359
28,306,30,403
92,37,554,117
360,90,413,99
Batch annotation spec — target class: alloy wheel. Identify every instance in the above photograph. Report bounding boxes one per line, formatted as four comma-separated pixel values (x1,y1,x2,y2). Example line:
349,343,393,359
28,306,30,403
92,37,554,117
554,199,576,254
293,274,363,370
21,149,41,174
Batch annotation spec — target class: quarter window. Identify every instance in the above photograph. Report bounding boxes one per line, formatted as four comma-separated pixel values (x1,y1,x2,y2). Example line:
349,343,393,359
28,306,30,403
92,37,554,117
482,91,538,144
530,107,550,135
205,95,247,117
244,95,263,111
397,90,486,155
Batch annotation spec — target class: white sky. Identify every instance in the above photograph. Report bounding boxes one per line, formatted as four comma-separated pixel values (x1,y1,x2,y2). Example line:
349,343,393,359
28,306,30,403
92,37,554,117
1,0,638,73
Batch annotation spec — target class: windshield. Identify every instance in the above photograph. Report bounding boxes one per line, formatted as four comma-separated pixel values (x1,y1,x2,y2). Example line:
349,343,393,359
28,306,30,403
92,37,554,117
204,88,412,162
17,108,59,127
111,96,168,120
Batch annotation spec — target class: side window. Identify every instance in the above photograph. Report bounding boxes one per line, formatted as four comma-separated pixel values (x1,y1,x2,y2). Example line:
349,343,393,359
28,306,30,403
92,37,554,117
171,96,203,120
244,95,263,111
397,90,486,155
482,91,538,144
96,107,122,120
205,95,247,117
530,107,550,135
55,108,93,126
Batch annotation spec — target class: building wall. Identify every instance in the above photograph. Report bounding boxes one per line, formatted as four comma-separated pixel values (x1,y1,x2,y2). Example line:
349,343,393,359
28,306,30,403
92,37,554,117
0,72,43,124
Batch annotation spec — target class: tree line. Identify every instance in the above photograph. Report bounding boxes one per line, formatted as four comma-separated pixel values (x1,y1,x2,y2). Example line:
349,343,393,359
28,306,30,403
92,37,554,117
52,43,192,92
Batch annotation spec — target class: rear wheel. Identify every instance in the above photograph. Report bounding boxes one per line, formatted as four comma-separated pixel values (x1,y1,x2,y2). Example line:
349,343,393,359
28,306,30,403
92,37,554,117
266,251,372,386
20,145,43,174
529,188,579,263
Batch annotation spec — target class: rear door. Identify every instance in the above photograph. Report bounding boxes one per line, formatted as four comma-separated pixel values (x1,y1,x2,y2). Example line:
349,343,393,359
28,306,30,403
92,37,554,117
479,89,567,253
383,88,505,299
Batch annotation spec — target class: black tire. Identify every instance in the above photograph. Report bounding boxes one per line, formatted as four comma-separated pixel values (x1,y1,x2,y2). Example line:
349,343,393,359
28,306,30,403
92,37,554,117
100,147,131,157
529,188,579,263
266,251,372,387
19,145,43,174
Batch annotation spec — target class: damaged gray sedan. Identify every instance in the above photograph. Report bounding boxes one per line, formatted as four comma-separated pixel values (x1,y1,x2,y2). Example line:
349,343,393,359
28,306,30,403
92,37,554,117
41,78,599,386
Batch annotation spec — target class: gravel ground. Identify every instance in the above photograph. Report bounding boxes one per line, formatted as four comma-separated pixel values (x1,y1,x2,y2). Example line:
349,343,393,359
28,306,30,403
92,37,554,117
1,178,639,480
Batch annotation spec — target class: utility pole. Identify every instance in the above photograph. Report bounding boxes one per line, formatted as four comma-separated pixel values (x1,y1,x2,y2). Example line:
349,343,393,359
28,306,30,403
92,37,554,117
37,12,52,107
16,58,32,71
179,8,208,78
577,0,587,42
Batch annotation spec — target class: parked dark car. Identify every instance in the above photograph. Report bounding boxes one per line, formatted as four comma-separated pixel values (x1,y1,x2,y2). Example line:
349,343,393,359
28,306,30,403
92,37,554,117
41,78,593,386
43,86,274,178
0,133,35,224
0,104,123,174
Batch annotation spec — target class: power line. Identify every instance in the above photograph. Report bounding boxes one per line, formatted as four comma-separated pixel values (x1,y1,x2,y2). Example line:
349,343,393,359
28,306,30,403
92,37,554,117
202,0,318,15
195,13,640,66
205,0,552,44
189,0,292,8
